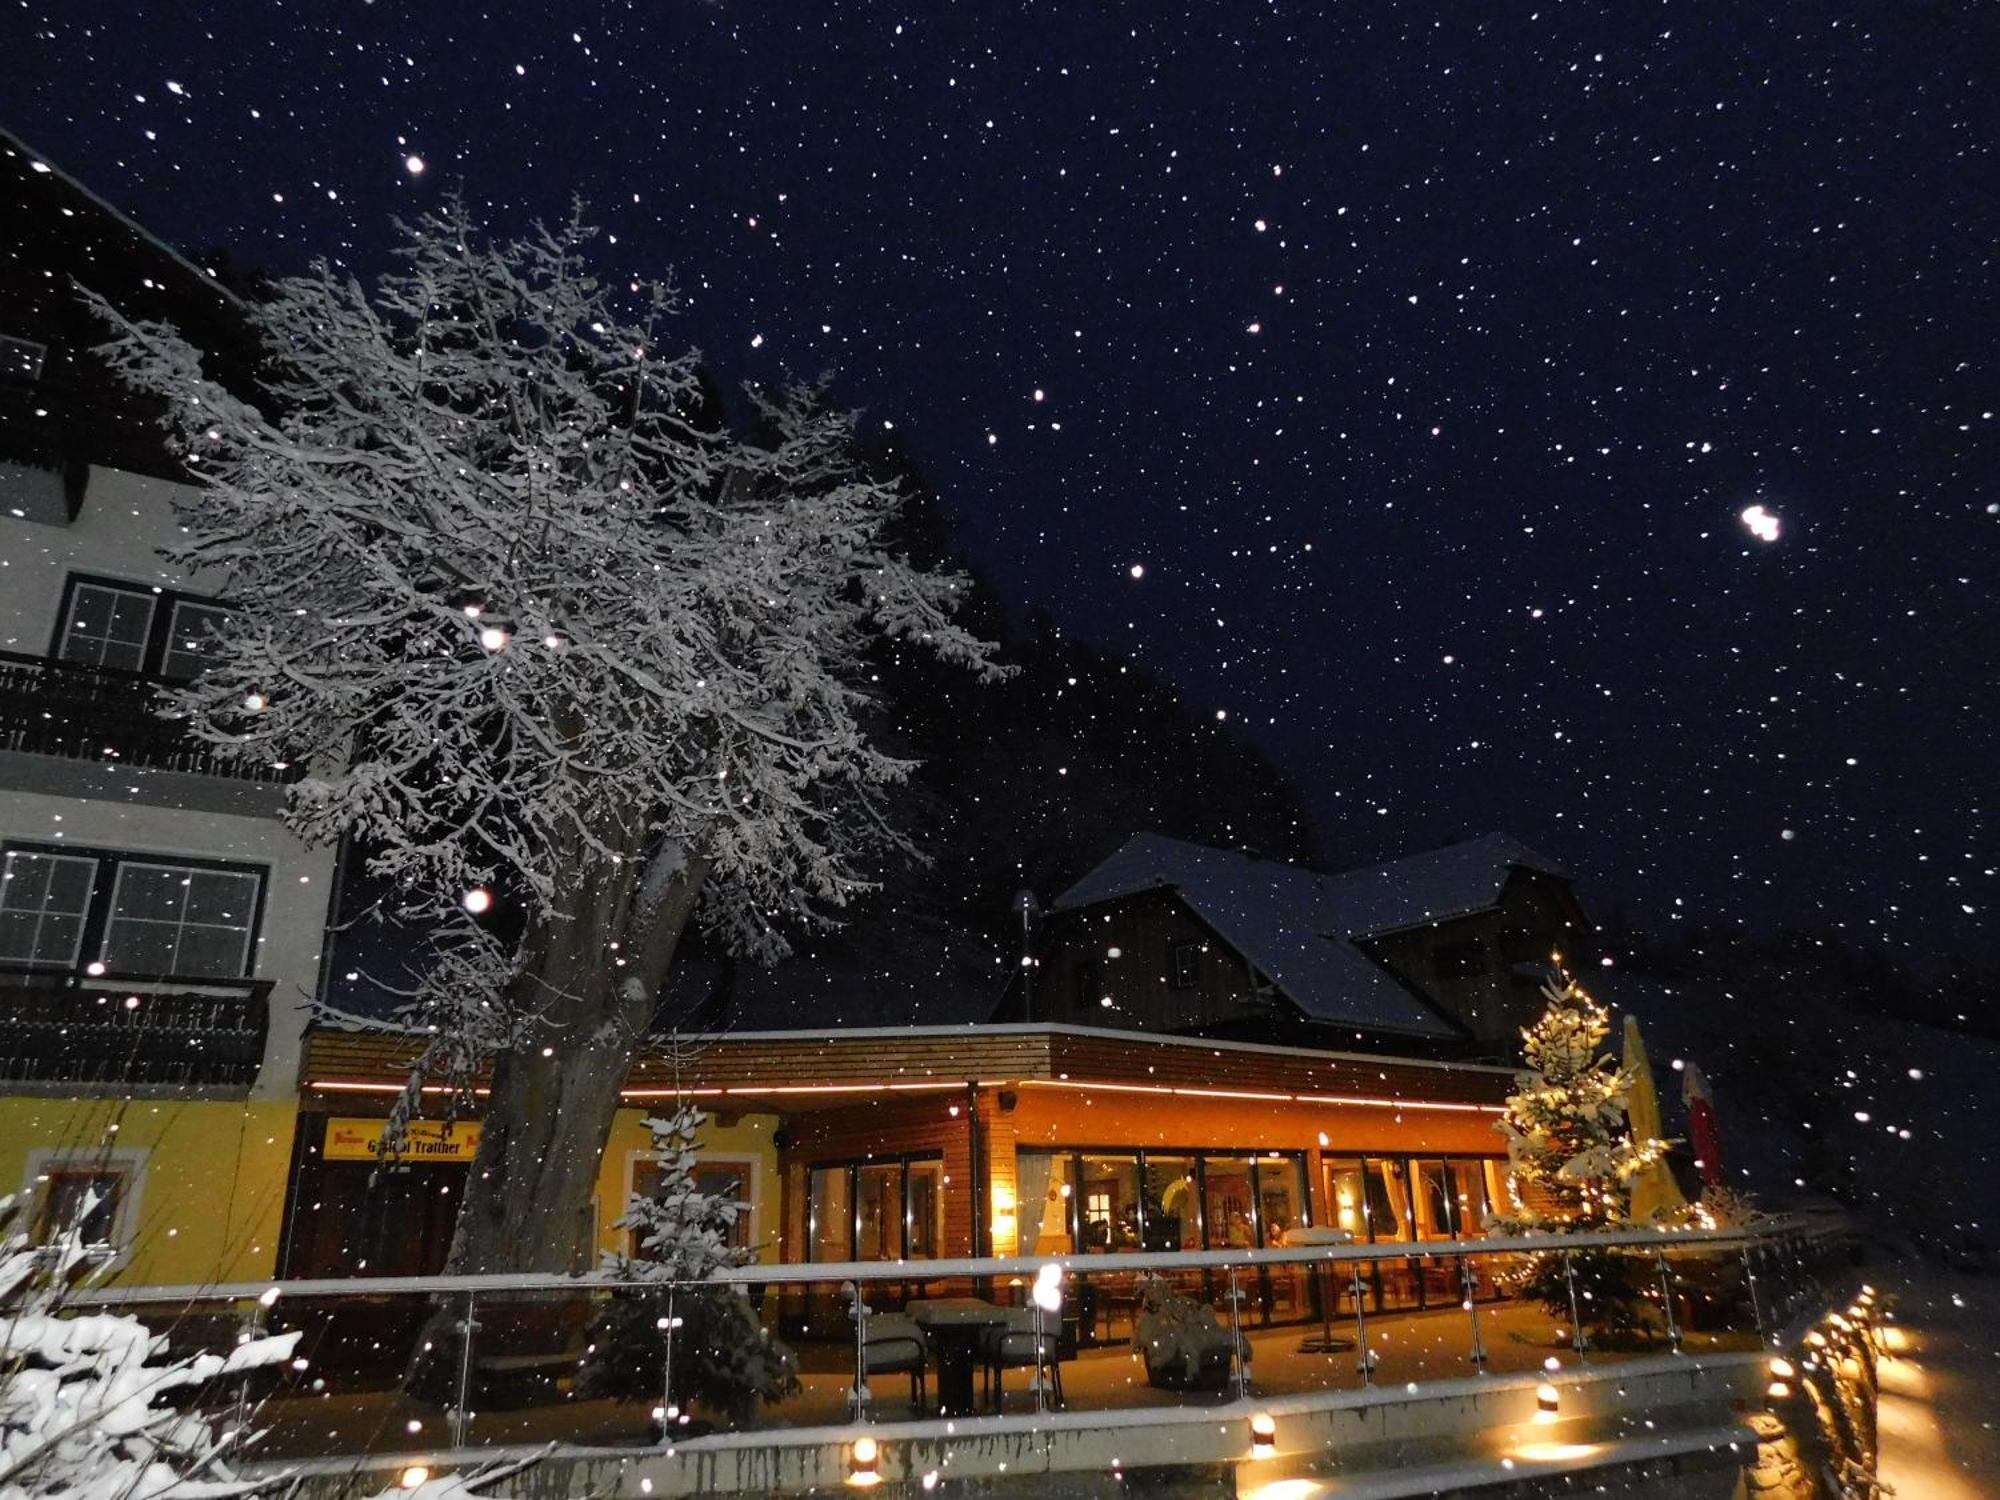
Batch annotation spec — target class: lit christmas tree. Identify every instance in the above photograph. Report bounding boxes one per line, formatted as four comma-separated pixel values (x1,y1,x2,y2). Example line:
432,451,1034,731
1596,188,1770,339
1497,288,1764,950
1493,965,1675,1346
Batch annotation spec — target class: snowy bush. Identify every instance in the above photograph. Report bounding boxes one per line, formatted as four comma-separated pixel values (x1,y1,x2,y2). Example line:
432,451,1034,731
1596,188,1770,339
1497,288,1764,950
1129,1274,1244,1391
0,1196,299,1499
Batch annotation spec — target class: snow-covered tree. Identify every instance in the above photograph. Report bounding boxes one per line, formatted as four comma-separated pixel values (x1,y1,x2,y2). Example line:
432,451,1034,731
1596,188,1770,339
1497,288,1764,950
0,1196,300,1499
1491,970,1674,1345
89,199,1005,1278
578,1104,797,1426
1496,970,1671,1227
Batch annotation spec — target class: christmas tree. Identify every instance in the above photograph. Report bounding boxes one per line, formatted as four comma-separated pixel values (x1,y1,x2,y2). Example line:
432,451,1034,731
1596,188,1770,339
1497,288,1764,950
1492,967,1675,1346
578,1104,797,1428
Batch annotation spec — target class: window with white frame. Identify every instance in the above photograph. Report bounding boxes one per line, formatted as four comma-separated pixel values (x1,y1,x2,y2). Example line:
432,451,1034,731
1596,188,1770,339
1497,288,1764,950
57,581,158,672
0,850,99,967
159,599,234,681
24,1148,148,1262
0,844,263,980
52,576,234,680
628,1153,756,1256
100,862,261,978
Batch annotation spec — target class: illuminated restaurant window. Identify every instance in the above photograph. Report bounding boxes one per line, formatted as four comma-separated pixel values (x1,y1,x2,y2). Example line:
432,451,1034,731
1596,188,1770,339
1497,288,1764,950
906,1160,944,1258
1077,1155,1141,1251
1324,1158,1369,1237
806,1155,944,1262
1254,1155,1306,1245
1203,1157,1258,1248
856,1163,903,1260
1141,1156,1199,1250
808,1164,852,1262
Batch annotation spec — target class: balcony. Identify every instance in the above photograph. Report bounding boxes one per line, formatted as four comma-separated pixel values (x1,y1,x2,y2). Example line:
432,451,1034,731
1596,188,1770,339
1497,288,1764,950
0,650,298,785
0,967,271,1088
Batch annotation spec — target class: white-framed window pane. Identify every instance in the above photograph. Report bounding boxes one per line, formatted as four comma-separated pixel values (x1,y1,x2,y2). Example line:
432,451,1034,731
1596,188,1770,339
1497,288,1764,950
59,583,156,672
160,600,233,682
0,851,99,965
100,862,259,978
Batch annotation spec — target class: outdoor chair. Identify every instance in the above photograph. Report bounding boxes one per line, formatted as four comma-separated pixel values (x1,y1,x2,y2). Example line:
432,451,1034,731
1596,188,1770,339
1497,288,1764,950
859,1312,931,1412
979,1307,1077,1410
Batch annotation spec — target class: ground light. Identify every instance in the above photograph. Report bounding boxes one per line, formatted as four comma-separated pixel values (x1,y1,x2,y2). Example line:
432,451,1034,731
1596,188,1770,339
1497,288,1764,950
1535,1382,1561,1419
847,1434,881,1488
398,1466,430,1490
1767,1356,1796,1403
1249,1411,1277,1458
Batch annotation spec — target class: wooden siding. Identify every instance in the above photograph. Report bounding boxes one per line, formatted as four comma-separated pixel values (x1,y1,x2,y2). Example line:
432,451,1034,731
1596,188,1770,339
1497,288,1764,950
299,1025,1509,1110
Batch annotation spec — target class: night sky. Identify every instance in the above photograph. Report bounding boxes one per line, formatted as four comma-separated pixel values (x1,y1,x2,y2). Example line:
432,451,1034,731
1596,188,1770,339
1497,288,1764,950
6,3,1992,956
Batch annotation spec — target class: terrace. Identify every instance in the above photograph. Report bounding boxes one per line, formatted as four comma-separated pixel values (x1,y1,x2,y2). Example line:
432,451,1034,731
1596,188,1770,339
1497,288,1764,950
71,1216,1858,1497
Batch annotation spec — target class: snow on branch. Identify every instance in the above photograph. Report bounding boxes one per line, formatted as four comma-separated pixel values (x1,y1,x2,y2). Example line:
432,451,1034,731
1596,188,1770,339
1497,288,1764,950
86,197,1008,976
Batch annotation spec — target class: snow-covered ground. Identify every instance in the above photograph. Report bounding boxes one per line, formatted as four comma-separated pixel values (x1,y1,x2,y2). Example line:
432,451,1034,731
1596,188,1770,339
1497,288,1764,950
1877,1266,1999,1500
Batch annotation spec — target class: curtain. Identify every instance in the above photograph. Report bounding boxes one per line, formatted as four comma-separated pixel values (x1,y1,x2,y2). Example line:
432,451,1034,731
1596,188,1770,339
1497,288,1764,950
1015,1151,1055,1256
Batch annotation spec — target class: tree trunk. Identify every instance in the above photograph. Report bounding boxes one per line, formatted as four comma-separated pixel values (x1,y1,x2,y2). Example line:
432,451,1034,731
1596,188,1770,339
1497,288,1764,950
445,836,709,1277
404,832,707,1400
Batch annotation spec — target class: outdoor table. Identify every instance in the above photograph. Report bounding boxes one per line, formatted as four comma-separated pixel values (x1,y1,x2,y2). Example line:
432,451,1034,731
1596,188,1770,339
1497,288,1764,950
907,1297,1011,1416
1281,1225,1358,1354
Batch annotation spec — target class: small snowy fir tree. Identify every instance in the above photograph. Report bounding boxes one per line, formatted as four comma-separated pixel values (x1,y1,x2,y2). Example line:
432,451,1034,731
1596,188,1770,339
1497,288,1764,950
88,199,1006,1282
577,1105,797,1427
1491,969,1674,1346
0,1196,300,1499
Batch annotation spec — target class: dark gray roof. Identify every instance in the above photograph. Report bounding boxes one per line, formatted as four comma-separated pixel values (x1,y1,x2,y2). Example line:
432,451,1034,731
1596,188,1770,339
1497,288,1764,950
1053,832,1569,1037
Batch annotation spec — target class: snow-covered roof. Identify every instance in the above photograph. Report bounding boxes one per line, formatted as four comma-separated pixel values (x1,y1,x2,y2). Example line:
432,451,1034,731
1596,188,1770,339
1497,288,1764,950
1053,832,1569,1038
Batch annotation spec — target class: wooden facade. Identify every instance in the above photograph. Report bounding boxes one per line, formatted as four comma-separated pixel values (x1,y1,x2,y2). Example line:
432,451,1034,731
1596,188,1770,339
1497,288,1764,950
292,1023,1516,1278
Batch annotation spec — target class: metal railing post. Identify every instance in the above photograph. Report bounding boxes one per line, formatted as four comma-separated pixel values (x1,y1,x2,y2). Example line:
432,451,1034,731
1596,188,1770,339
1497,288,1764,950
847,1281,871,1420
1350,1262,1372,1386
1562,1250,1588,1362
660,1286,680,1433
1655,1250,1681,1351
1742,1245,1768,1340
1226,1264,1251,1399
451,1289,476,1448
1460,1251,1487,1372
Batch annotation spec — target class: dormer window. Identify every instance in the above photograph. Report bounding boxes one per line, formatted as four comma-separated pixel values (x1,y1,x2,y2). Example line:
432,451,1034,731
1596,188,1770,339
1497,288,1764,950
0,334,46,383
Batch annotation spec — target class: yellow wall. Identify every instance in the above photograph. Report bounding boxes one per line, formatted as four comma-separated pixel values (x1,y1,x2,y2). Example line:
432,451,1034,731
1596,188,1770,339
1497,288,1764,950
595,1107,782,1266
0,1095,297,1287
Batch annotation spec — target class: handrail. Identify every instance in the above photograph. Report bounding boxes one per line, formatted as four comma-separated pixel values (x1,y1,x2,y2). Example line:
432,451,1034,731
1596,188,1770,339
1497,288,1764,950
67,1213,1842,1307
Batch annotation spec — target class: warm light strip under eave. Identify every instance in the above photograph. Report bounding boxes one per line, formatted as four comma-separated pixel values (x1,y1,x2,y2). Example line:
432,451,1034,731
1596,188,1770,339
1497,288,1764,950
306,1076,1501,1113
1015,1077,1503,1114
306,1079,1003,1101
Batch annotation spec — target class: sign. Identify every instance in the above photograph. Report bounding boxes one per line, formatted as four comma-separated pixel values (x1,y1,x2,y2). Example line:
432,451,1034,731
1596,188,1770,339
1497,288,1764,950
324,1117,482,1164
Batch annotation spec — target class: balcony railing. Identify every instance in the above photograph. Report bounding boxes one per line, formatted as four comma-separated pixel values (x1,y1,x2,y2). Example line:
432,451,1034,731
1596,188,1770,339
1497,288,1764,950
0,650,298,784
0,967,271,1087
57,1216,1857,1495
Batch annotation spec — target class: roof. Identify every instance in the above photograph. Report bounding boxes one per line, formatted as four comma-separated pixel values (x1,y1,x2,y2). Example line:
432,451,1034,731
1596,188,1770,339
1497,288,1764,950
1053,832,1570,1037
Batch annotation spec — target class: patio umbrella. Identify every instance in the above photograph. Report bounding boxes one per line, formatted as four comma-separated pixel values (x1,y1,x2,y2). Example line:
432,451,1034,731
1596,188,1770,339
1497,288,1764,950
1621,1014,1686,1223
1681,1061,1725,1190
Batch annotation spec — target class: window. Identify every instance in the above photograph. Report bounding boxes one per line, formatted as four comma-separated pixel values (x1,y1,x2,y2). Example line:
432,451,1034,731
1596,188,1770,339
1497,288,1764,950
23,1150,146,1263
52,576,233,680
1171,941,1203,990
1022,1148,1314,1255
101,862,260,978
0,845,264,980
805,1155,940,1262
630,1156,752,1257
160,600,234,682
0,850,97,966
32,1169,124,1248
58,581,157,672
0,334,46,383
